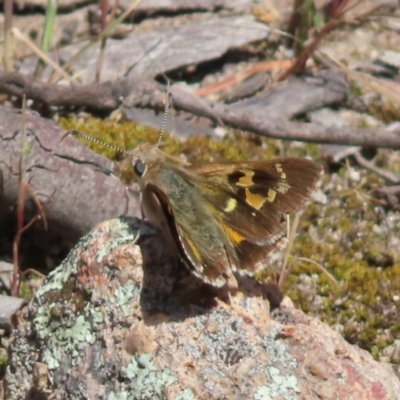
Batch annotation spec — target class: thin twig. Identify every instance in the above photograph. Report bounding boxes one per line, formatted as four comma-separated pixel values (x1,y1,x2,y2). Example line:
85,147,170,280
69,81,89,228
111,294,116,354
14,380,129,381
278,18,345,80
354,152,400,184
279,0,388,80
0,71,117,109
195,59,294,97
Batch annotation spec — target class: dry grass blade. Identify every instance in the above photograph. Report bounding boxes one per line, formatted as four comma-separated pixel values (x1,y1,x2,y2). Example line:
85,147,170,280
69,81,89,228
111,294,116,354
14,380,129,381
294,257,338,284
278,213,300,288
51,0,142,83
20,268,46,279
278,211,337,287
11,28,76,83
10,97,49,296
95,0,110,83
3,0,14,71
195,59,295,97
95,0,120,83
34,0,60,79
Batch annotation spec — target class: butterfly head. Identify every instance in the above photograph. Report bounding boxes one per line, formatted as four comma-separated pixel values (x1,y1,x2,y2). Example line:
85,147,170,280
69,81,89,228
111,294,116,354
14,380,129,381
131,143,170,181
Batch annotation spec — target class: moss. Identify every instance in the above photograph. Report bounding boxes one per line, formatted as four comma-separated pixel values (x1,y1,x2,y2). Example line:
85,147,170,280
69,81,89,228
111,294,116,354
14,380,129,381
0,351,7,379
281,162,400,359
59,116,164,158
58,116,288,169
19,280,35,300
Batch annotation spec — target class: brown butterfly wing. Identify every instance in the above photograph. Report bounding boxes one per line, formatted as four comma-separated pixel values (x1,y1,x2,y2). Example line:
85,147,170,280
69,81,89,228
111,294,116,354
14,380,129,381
140,168,239,287
190,158,322,271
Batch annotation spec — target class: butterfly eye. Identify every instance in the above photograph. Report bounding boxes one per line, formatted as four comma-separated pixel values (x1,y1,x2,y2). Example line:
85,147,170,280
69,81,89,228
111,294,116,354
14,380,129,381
134,160,147,177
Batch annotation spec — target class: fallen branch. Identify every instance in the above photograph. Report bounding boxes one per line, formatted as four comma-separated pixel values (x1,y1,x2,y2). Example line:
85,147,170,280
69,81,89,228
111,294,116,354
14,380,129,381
132,83,400,149
0,71,117,110
1,72,400,149
354,152,400,184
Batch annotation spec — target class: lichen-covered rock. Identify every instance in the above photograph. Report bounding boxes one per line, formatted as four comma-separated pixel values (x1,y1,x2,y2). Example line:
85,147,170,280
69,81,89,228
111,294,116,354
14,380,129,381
4,218,400,399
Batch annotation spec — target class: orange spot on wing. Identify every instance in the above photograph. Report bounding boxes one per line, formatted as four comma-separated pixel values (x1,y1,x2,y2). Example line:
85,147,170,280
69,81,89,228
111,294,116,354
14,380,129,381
184,236,202,262
221,223,246,244
245,188,265,210
236,170,254,187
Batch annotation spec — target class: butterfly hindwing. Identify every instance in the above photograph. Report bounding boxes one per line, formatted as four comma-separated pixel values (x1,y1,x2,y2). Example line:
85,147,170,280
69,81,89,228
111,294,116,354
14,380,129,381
142,172,239,287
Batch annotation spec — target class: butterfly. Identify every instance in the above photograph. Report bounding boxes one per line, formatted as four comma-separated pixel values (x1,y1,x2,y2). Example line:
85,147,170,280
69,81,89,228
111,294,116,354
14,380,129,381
65,130,322,291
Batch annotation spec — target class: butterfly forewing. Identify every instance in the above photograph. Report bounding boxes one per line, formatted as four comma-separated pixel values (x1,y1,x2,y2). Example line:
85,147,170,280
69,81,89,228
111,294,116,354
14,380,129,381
190,159,322,239
188,158,322,272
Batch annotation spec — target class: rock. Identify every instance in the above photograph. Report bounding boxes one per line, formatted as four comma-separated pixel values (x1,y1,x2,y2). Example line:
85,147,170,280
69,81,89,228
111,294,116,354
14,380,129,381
229,70,349,121
19,15,271,84
0,262,13,293
377,49,400,69
0,294,26,332
119,0,253,14
0,106,139,243
4,218,400,399
308,108,360,164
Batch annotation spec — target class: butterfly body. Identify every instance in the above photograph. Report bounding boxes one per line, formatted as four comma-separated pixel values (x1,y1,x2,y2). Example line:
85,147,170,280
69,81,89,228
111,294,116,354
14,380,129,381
132,144,323,289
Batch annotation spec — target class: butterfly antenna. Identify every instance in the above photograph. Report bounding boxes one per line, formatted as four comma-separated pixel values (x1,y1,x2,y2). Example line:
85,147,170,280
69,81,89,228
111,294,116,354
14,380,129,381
63,130,133,156
156,89,171,149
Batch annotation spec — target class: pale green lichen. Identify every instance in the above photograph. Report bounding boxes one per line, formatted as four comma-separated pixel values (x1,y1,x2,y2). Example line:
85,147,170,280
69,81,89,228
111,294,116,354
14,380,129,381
115,284,140,317
35,257,76,297
107,392,129,400
118,354,177,399
176,389,196,400
42,310,97,369
88,307,105,325
254,366,300,400
33,305,53,339
96,219,140,262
